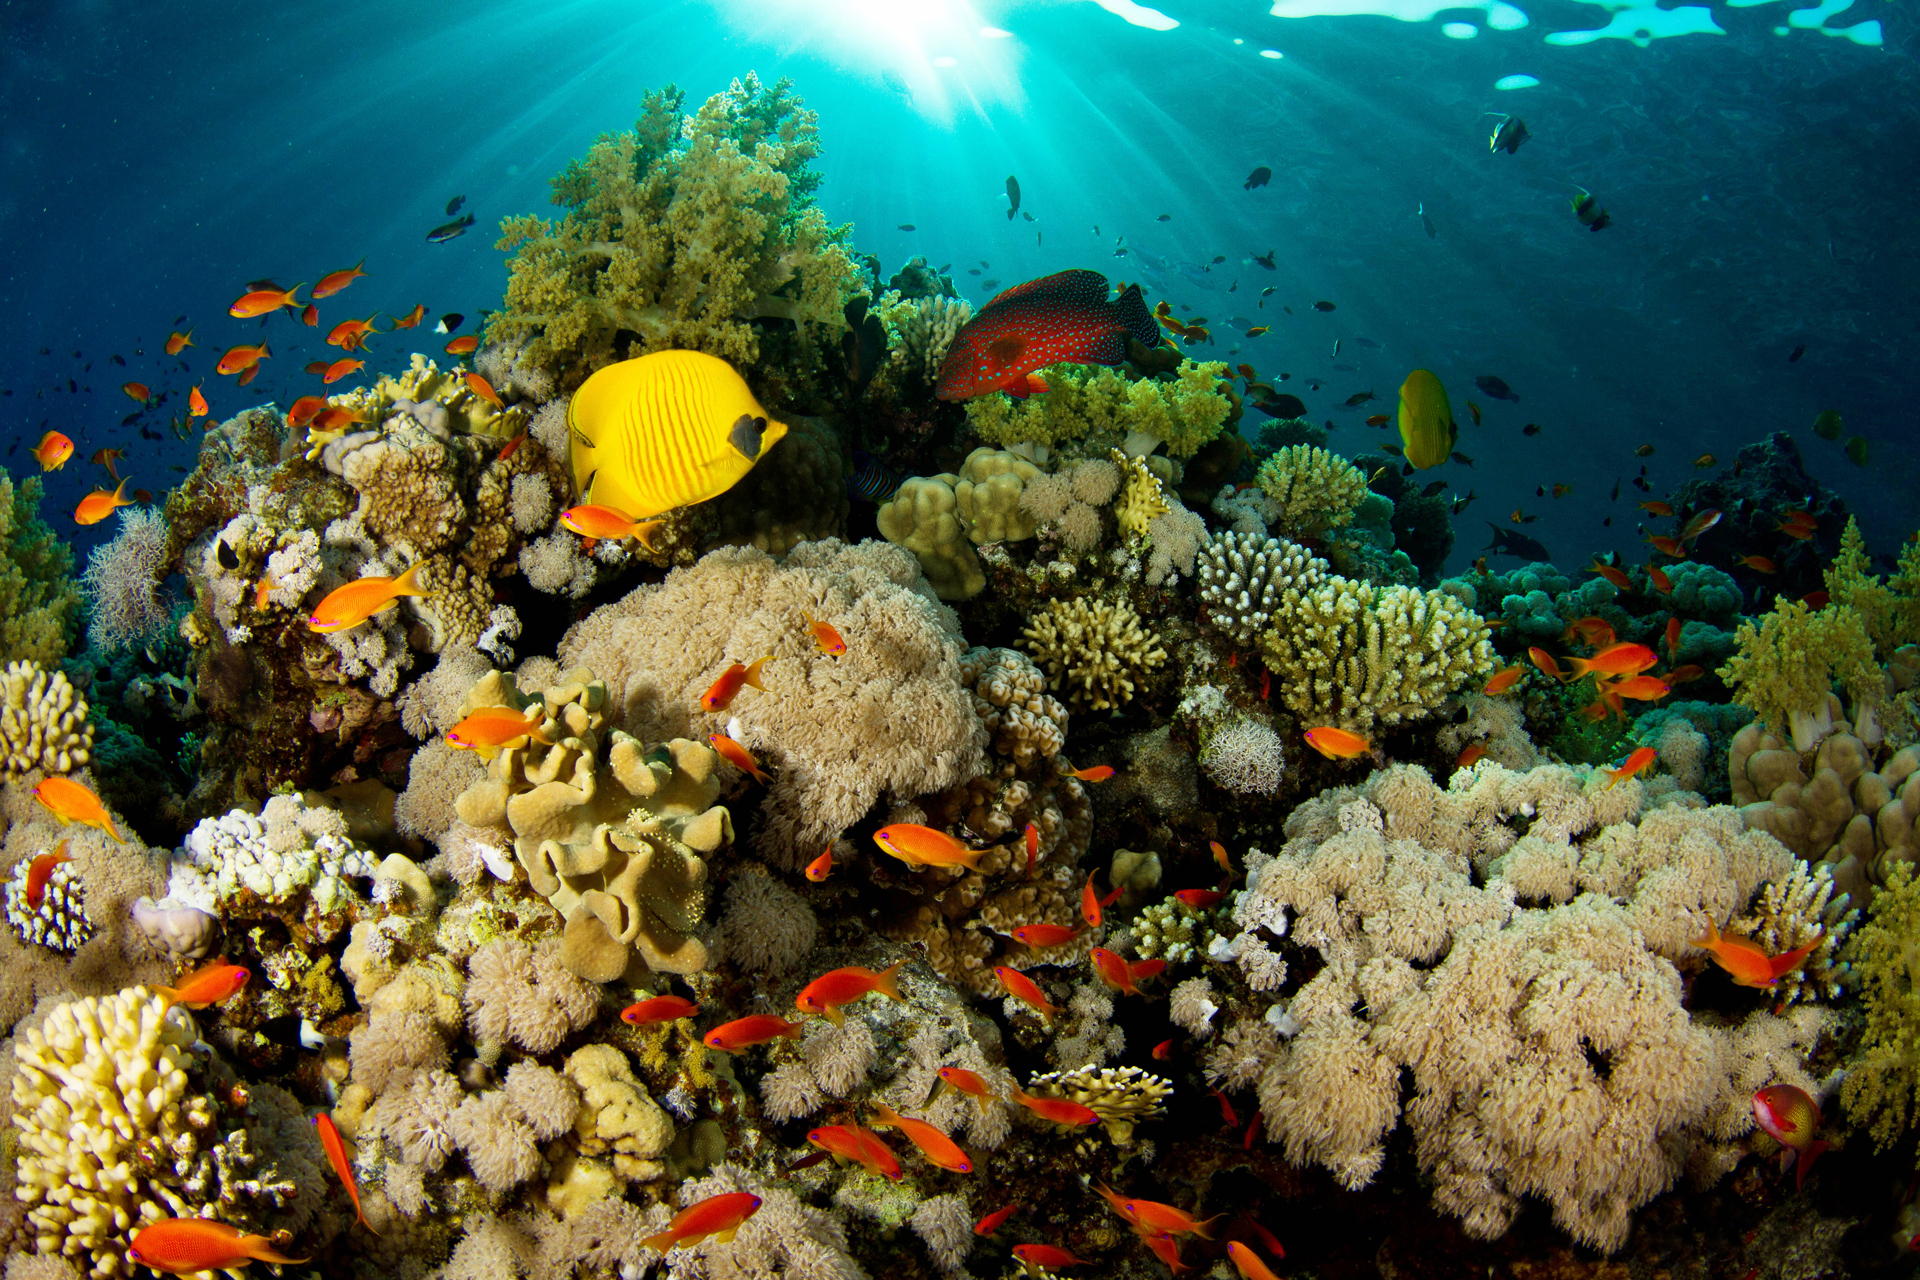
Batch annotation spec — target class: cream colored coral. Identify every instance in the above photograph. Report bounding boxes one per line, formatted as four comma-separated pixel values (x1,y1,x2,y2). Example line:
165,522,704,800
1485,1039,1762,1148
961,646,1067,767
0,661,91,779
953,447,1044,543
965,360,1231,458
1026,1064,1170,1145
1253,445,1369,538
876,474,985,601
1112,450,1169,540
563,1044,674,1181
885,293,972,384
1021,596,1167,712
1261,577,1495,732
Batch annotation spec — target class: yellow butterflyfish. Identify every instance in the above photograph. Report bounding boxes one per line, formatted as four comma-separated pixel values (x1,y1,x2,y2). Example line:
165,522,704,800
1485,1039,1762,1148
567,350,788,518
1396,368,1458,470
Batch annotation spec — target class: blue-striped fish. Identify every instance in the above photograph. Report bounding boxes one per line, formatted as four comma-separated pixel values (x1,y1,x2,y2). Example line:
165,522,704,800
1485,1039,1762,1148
567,351,788,518
848,451,904,503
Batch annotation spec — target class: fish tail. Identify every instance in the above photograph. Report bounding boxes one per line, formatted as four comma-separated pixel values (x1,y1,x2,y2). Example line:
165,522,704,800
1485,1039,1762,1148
871,1102,903,1128
872,960,905,1002
1690,915,1720,950
1796,1138,1829,1191
1194,1212,1228,1240
1113,282,1161,348
390,561,432,599
743,656,774,692
640,1227,681,1252
150,984,180,1007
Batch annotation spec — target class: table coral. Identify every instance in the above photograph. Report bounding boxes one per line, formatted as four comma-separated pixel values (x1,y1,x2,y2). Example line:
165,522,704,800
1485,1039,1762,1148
488,76,858,387
1021,596,1168,712
1253,445,1369,539
1026,1064,1170,1144
0,660,92,779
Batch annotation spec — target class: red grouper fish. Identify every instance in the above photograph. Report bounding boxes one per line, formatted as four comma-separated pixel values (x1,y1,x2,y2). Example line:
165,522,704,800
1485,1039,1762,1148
935,269,1161,401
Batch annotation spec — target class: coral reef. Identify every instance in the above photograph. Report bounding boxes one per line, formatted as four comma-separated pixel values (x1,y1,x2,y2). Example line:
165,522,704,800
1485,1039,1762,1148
0,476,82,666
1248,445,1370,539
0,662,92,779
964,358,1231,458
1020,596,1168,713
1196,530,1327,649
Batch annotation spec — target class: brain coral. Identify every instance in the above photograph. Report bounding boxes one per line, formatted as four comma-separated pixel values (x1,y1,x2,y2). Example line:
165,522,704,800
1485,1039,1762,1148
558,538,987,868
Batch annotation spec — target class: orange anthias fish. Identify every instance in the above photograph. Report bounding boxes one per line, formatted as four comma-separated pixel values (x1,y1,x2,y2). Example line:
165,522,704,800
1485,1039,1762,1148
326,316,381,350
445,335,479,356
22,843,72,909
287,395,328,428
808,1124,903,1180
1563,617,1617,648
394,303,426,329
1665,615,1683,658
975,1204,1019,1236
994,966,1057,1025
1081,870,1122,926
254,574,277,611
1228,1240,1286,1280
312,258,369,298
935,269,1158,401
1637,500,1674,517
1527,647,1566,680
711,734,774,785
92,447,126,479
1564,642,1658,681
1025,822,1039,878
189,384,209,417
122,381,150,404
237,363,261,387
1069,764,1115,782
700,657,774,713
1667,664,1706,686
621,994,700,1026
1649,564,1673,593
1776,520,1815,541
301,302,319,326
1691,916,1820,989
1483,666,1525,696
32,777,124,842
1010,1089,1100,1128
1680,508,1723,542
936,1066,999,1110
466,371,504,408
703,1014,802,1053
165,327,195,354
445,705,551,759
322,357,365,384
1304,726,1370,760
1587,559,1632,591
801,610,847,656
1013,1244,1090,1273
1644,534,1688,558
1010,922,1080,948
1603,674,1671,702
153,961,250,1009
1456,744,1489,770
310,406,366,432
641,1191,763,1252
1144,1233,1196,1276
31,431,73,471
871,1102,973,1173
216,341,271,375
1603,746,1658,789
1736,555,1778,574
127,1219,308,1274
229,282,304,317
1175,888,1225,911
558,504,665,551
1092,947,1145,996
305,360,330,375
874,823,985,871
805,848,833,882
315,1113,377,1233
1121,1196,1226,1239
308,563,430,633
1212,840,1233,875
796,962,905,1024
1751,1083,1830,1189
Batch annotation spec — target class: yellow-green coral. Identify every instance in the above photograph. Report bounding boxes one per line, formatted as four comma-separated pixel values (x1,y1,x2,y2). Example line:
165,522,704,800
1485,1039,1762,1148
1021,596,1167,711
964,359,1231,458
1113,450,1169,540
1260,576,1495,732
0,476,80,665
1824,516,1920,660
334,353,529,440
488,76,859,386
1254,445,1370,539
1718,597,1880,742
1841,859,1920,1153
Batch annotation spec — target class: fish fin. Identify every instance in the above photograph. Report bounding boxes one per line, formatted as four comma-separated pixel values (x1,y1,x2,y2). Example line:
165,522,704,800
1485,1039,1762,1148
1795,1139,1829,1191
1112,281,1161,349
632,520,666,553
715,1226,741,1245
872,960,905,1002
390,561,431,599
1000,374,1032,400
1194,1212,1228,1240
742,656,775,692
822,1006,844,1026
640,1228,679,1252
1689,916,1721,951
871,1102,902,1128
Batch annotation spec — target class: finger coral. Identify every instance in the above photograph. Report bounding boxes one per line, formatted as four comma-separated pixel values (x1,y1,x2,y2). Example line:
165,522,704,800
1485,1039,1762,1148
1253,444,1370,539
1196,530,1328,649
0,661,92,780
1021,596,1168,712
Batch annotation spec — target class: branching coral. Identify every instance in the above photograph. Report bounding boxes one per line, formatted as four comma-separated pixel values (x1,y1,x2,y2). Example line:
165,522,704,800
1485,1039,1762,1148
964,359,1231,458
1021,596,1167,712
1196,530,1328,649
1252,445,1369,539
1842,860,1920,1154
0,661,92,779
1825,515,1920,659
1719,598,1880,748
883,293,972,387
488,76,858,385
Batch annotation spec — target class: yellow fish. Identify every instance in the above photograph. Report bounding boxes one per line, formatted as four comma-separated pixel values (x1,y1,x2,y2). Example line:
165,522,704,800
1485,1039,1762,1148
307,563,430,633
1396,369,1457,470
32,776,124,843
567,350,789,519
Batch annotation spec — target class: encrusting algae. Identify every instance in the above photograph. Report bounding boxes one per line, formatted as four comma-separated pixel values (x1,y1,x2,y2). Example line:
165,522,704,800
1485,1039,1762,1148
0,68,1912,1280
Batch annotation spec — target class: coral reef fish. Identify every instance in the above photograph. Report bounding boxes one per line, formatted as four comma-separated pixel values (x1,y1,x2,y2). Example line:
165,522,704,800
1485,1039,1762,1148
23,843,71,908
1366,414,1389,427
1649,565,1674,593
310,406,367,432
1082,871,1122,926
1484,666,1526,696
299,302,318,326
1735,554,1778,574
237,363,261,387
1228,1240,1285,1280
1693,452,1717,468
710,734,774,785
936,1067,999,1110
640,1191,763,1252
228,283,304,318
1450,491,1477,514
446,705,551,759
216,342,271,375
1144,1232,1196,1275
322,358,364,384
325,317,379,350
121,381,150,404
1153,1039,1175,1060
1009,1089,1098,1129
1005,174,1020,220
466,371,503,408
1024,822,1039,878
127,1219,309,1274
498,434,526,460
1665,616,1683,658
801,612,846,657
975,1204,1019,1236
1345,390,1376,407
1524,424,1543,436
1527,648,1566,680
808,1124,903,1180
445,194,466,216
1091,947,1146,995
1667,664,1705,686
1564,642,1658,681
1571,186,1611,231
254,575,277,611
1751,1084,1829,1189
1246,325,1269,336
394,303,426,329
1483,524,1549,561
1456,745,1489,770
308,563,430,633
1844,436,1869,466
870,1102,972,1172
314,1112,377,1233
1587,559,1632,591
1211,841,1233,875
95,447,130,477
796,962,905,1023
1811,409,1842,441
1680,508,1723,542
1014,1244,1091,1276
994,967,1057,1025
1121,1196,1225,1239
621,994,700,1026
313,259,369,298
1011,922,1079,948
304,360,330,375
560,504,665,552
427,213,477,242
1303,726,1370,760
1488,113,1530,154
1690,917,1820,989
805,848,833,882
32,777,123,842
75,477,136,526
847,450,903,503
165,327,195,354
1776,518,1815,540
31,430,72,471
436,313,465,334
287,395,326,428
1068,764,1114,782
570,349,788,518
874,823,985,871
1130,957,1166,985
1602,746,1658,789
1603,675,1670,702
1244,166,1272,189
1474,374,1518,402
153,961,249,1009
189,385,209,417
1644,535,1688,558
934,269,1158,402
1174,888,1225,911
445,335,479,356
1638,500,1674,516
704,1015,802,1053
1397,369,1458,470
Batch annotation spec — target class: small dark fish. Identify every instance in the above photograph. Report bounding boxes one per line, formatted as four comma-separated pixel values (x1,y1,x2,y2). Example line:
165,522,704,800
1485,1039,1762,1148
1113,247,1128,257
216,540,239,570
1344,390,1375,407
1418,202,1437,240
1210,255,1227,265
436,313,465,335
1252,393,1307,419
1571,186,1611,231
132,489,152,503
936,264,951,274
110,354,125,367
1450,490,1477,514
1610,478,1620,500
1634,443,1654,456
980,260,990,268
1475,375,1518,401
1381,443,1404,456
1845,435,1869,466
968,268,982,276
1156,214,1172,222
1812,409,1842,441
981,279,1000,290
1523,423,1542,436
1304,378,1324,391
1023,212,1035,222
1421,480,1448,497
848,450,904,502
427,213,477,242
1005,175,1021,221
1488,114,1530,155
1353,337,1381,349
1261,287,1275,298
446,194,466,216
1245,166,1272,190
1313,300,1336,312
1788,344,1806,363
1451,452,1473,467
898,223,916,231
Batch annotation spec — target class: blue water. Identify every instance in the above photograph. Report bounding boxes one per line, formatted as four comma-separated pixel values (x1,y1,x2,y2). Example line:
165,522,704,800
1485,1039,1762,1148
2,0,1908,569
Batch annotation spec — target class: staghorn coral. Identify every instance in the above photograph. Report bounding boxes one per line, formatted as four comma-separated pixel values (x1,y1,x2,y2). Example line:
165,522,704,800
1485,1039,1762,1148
1196,530,1328,649
1261,576,1496,733
1021,596,1167,712
1719,598,1880,749
488,76,858,385
964,359,1231,458
557,539,985,867
0,662,92,780
1252,445,1369,539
